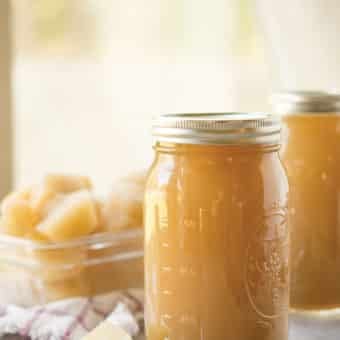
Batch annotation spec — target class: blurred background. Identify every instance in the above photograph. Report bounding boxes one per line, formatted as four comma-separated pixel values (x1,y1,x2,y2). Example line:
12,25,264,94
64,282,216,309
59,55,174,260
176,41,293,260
2,0,340,195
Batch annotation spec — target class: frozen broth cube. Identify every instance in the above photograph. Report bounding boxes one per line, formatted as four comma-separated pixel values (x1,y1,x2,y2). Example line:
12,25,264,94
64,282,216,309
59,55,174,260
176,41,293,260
30,185,56,217
1,189,31,215
30,174,92,215
0,199,37,236
0,216,26,237
44,174,92,193
103,180,144,231
37,190,98,241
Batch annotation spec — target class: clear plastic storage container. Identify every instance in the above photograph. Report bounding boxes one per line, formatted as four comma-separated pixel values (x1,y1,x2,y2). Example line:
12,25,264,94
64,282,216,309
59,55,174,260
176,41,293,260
0,228,143,307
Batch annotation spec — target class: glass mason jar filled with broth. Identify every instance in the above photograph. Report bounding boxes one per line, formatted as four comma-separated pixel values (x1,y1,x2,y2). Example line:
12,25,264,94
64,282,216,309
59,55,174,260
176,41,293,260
144,113,289,340
274,91,340,313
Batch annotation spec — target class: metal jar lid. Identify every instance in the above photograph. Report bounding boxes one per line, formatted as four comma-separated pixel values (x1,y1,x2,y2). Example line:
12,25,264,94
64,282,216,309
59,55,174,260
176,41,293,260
272,90,340,114
152,113,281,145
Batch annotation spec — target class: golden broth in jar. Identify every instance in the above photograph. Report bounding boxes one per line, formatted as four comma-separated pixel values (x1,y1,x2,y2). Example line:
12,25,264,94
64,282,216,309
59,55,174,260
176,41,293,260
144,113,289,340
277,91,340,312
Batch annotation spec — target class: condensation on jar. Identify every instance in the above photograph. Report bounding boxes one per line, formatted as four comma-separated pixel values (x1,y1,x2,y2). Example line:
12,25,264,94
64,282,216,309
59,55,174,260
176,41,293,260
144,113,289,340
274,91,340,313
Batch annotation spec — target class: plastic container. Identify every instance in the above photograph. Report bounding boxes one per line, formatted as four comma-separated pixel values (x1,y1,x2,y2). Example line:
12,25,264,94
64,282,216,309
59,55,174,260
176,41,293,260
0,228,143,307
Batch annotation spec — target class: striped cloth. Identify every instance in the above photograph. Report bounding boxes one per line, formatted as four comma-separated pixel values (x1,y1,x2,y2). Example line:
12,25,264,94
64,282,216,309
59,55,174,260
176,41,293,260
0,290,144,340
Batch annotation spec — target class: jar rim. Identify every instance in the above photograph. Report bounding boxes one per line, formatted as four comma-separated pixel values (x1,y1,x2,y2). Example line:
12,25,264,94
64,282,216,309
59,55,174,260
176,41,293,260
272,90,340,114
152,112,281,145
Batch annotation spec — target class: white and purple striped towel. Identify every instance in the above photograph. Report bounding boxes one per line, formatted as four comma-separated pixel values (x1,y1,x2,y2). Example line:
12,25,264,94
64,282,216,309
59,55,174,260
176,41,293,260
0,290,143,340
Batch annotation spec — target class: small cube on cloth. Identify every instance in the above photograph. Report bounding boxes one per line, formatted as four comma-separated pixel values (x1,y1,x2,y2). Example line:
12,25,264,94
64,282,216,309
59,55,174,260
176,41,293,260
82,323,132,340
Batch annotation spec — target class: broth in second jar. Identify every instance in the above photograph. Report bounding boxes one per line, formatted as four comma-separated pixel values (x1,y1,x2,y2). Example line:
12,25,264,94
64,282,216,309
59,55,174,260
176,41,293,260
282,113,340,311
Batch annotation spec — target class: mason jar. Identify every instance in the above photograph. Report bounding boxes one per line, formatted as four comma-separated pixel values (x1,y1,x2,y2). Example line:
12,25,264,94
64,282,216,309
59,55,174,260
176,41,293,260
144,113,289,340
274,91,340,313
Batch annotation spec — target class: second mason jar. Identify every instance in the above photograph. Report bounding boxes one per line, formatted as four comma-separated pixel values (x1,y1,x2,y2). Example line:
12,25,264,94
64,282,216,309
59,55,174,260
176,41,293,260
275,91,340,312
144,113,289,340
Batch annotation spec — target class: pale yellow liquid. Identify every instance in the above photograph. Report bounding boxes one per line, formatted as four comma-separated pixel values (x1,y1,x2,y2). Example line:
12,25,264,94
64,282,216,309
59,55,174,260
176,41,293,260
145,142,289,340
282,114,340,311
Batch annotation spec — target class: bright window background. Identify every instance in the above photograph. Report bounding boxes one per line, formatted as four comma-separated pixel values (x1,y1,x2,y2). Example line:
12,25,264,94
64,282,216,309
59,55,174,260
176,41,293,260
12,0,271,194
